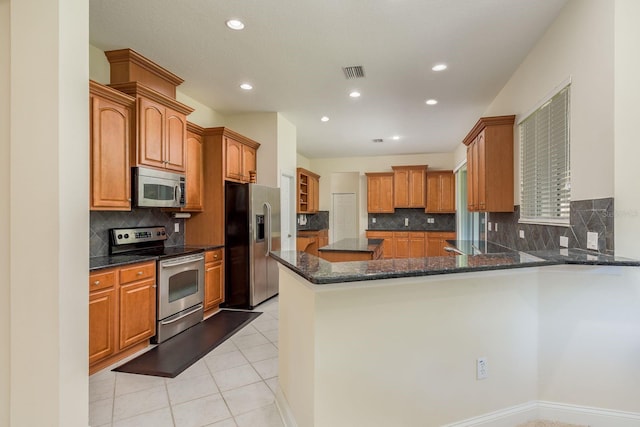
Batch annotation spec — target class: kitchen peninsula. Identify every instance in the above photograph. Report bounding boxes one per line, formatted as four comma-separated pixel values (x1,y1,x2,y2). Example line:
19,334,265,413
270,247,640,427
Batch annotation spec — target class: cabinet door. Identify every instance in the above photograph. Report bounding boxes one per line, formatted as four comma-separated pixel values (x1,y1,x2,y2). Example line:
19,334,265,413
408,169,426,208
379,175,394,212
184,131,204,211
225,137,244,181
204,260,224,310
393,169,410,207
89,287,116,365
119,279,156,350
309,176,318,213
409,232,426,257
138,97,166,169
467,140,478,211
476,131,486,211
393,232,410,258
439,232,457,256
426,233,443,257
165,107,187,172
242,144,256,182
90,93,132,210
439,172,456,213
367,176,381,213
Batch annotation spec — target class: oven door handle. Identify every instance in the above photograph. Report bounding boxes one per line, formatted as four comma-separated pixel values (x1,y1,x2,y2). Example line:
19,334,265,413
161,255,204,268
160,304,204,325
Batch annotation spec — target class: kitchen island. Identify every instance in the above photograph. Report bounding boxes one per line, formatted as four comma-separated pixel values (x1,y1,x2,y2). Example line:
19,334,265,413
317,238,383,262
270,246,640,427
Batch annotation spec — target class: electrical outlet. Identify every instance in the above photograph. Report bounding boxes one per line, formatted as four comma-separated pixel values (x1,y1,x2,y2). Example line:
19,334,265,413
519,229,525,239
404,218,409,227
372,217,376,223
559,236,569,247
488,222,492,231
476,357,488,380
587,232,598,250
427,218,434,224
174,222,180,233
495,222,498,232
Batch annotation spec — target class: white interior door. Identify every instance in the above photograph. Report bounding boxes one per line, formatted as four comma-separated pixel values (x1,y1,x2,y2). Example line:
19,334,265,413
332,193,357,242
280,173,295,251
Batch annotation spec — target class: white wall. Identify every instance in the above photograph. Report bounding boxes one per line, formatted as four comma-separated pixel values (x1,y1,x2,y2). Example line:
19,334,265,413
297,153,312,170
0,1,10,425
277,113,298,185
484,0,614,204
305,152,455,236
613,0,640,259
9,0,89,425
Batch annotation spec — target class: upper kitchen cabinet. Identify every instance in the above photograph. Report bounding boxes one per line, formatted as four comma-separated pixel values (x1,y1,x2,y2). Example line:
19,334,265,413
392,165,427,208
182,122,204,211
105,49,194,173
110,82,194,173
89,80,135,211
425,171,456,213
225,135,259,183
463,115,515,212
365,172,394,213
297,167,321,213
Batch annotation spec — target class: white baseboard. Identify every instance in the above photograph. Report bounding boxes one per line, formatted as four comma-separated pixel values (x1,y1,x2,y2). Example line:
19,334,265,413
445,401,640,427
275,386,298,427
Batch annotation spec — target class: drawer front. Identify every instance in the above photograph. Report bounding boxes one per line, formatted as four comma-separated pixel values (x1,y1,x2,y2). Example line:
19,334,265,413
205,248,223,263
89,269,117,291
120,262,155,284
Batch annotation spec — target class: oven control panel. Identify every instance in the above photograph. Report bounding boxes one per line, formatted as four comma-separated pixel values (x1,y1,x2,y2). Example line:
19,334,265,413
110,226,167,246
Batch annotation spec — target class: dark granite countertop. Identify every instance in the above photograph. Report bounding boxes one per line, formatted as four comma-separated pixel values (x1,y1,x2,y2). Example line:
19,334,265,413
271,240,640,285
90,244,223,271
318,238,383,253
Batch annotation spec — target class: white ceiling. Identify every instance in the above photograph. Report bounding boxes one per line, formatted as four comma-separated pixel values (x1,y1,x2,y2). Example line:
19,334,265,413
89,0,567,159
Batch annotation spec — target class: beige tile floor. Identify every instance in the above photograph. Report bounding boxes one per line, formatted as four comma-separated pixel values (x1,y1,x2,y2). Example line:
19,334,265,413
89,297,283,427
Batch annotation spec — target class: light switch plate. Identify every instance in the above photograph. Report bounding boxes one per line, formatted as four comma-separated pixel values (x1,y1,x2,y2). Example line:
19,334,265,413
587,232,598,250
174,222,180,233
495,223,498,232
559,236,569,247
404,218,409,227
488,222,492,231
372,218,376,223
519,229,525,239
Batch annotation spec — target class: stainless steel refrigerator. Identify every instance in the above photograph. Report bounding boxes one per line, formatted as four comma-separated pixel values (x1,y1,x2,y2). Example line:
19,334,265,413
224,181,281,309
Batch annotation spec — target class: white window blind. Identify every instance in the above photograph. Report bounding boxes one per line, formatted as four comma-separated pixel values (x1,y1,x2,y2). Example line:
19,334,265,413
519,85,570,225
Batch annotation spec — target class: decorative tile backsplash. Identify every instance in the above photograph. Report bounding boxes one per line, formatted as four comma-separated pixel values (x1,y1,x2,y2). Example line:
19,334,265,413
90,209,185,257
367,208,456,231
487,198,614,254
297,211,329,231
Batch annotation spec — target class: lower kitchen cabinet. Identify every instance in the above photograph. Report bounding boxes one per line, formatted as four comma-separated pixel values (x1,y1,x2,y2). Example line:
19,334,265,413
365,231,395,259
89,260,156,374
297,229,329,256
426,231,458,257
204,248,225,313
393,232,425,258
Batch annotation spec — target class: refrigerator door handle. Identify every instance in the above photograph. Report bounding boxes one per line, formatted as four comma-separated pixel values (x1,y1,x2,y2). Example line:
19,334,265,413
264,202,272,256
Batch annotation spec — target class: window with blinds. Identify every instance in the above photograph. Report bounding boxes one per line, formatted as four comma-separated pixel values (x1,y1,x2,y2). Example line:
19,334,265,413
519,84,570,225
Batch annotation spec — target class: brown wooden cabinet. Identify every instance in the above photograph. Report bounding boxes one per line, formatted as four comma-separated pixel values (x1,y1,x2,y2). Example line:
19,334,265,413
365,231,395,259
426,171,456,213
297,168,321,213
89,80,135,211
109,82,194,174
224,134,258,183
185,127,260,247
89,260,156,374
183,123,204,211
297,229,328,256
393,231,426,258
392,165,427,208
204,248,225,313
426,231,458,257
365,172,394,213
463,116,515,212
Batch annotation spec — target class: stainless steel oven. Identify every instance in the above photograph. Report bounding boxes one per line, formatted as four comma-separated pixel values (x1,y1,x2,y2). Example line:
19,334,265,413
156,253,204,343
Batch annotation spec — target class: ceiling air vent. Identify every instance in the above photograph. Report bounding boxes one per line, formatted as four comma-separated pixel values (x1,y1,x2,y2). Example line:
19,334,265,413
372,138,384,143
343,65,365,79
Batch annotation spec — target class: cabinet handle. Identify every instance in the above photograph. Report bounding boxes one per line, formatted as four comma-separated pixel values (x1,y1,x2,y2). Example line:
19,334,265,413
152,285,157,288
137,271,143,275
93,280,100,286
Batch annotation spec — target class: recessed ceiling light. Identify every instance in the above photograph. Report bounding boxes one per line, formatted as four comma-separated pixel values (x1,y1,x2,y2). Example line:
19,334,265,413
226,19,245,30
321,116,329,122
349,91,361,98
392,135,400,140
432,64,448,71
240,83,253,90
426,99,438,105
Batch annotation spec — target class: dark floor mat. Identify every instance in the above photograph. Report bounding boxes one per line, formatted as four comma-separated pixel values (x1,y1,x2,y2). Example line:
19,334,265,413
113,309,262,378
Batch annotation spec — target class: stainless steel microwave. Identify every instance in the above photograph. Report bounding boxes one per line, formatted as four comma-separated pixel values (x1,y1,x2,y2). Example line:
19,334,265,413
133,167,186,208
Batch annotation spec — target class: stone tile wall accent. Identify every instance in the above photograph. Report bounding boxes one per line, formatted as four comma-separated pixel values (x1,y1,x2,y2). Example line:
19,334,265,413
487,198,614,254
297,211,329,231
90,209,185,257
367,208,456,231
